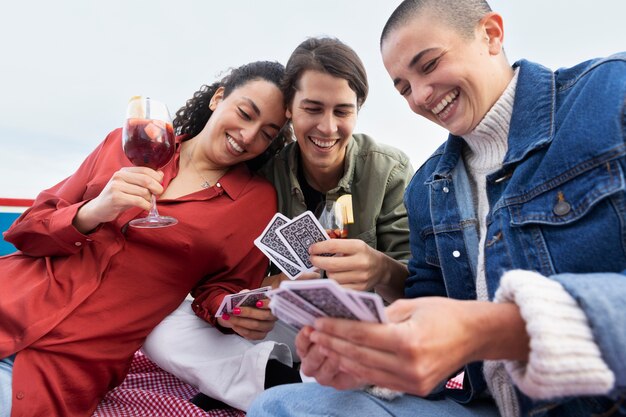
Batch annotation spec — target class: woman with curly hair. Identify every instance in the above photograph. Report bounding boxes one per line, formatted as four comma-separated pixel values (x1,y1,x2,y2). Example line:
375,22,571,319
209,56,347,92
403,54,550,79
0,60,288,417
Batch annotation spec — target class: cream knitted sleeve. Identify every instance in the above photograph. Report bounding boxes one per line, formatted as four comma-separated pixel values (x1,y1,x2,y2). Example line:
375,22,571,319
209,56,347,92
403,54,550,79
494,269,614,399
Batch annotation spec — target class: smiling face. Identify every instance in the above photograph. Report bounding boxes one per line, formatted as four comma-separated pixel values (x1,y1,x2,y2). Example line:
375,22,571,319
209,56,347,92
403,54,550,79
202,79,286,168
288,70,358,175
381,11,511,137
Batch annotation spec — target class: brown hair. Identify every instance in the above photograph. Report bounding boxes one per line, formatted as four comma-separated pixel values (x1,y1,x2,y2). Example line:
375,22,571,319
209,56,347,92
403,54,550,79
282,37,368,109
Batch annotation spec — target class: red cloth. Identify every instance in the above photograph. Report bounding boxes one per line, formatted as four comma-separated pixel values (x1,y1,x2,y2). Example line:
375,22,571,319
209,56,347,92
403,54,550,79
1,129,275,416
445,371,465,390
93,351,245,417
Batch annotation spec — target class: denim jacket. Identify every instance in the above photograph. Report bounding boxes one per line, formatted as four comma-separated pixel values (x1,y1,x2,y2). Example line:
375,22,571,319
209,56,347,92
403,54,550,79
404,54,626,415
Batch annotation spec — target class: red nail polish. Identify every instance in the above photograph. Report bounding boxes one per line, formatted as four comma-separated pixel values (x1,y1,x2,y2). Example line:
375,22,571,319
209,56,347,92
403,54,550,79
256,300,264,308
221,313,230,321
233,307,241,315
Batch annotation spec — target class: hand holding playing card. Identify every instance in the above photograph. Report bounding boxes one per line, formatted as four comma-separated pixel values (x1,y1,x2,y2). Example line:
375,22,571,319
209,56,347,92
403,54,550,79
255,211,330,280
308,238,383,292
217,287,277,340
296,325,369,390
300,297,522,398
215,286,277,340
219,304,277,340
215,286,272,317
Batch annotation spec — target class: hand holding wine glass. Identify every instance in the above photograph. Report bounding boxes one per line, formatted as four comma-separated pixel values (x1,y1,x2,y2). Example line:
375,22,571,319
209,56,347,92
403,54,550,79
122,96,177,228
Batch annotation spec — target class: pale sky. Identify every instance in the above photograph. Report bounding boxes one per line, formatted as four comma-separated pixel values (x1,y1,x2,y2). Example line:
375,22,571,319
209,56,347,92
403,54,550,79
1,0,624,198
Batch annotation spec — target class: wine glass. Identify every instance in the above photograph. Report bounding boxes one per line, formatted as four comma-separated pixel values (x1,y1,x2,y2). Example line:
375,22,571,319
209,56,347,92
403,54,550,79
122,96,177,228
315,200,348,279
316,200,348,239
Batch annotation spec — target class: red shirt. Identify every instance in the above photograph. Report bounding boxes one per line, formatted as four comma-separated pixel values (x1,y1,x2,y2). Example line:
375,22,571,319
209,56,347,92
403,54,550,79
0,128,276,416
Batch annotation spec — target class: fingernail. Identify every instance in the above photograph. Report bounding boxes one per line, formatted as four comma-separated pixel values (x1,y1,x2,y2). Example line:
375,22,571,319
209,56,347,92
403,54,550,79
233,307,241,315
256,300,264,308
221,313,230,321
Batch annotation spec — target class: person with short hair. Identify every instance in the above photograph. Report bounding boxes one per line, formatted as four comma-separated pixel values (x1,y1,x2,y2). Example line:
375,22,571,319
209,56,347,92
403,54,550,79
247,1,626,416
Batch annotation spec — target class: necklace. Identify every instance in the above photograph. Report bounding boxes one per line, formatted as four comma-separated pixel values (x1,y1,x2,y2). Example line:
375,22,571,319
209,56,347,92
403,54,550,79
186,142,223,189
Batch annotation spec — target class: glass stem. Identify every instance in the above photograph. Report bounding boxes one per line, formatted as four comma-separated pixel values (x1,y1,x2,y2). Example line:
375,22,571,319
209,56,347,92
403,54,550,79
148,194,160,218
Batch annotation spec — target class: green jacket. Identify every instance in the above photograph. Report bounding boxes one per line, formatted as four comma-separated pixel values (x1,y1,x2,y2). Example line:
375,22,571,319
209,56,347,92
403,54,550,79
260,133,413,262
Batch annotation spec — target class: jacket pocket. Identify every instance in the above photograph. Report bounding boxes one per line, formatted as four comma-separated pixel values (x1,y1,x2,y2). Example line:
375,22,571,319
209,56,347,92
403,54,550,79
506,160,626,273
509,160,624,226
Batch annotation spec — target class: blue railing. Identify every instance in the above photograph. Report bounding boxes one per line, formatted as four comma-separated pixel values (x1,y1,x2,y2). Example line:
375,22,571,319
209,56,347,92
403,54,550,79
0,198,34,255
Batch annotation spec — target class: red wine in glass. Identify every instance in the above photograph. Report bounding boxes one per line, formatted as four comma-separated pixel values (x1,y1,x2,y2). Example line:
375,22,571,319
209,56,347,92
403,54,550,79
123,118,175,169
325,227,348,239
122,96,177,228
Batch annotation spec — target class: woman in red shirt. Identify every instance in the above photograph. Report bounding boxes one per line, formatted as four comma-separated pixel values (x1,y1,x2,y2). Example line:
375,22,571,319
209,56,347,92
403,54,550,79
0,60,288,417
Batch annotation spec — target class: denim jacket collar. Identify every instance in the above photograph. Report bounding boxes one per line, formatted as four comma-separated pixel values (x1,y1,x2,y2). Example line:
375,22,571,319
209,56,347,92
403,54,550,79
505,60,555,166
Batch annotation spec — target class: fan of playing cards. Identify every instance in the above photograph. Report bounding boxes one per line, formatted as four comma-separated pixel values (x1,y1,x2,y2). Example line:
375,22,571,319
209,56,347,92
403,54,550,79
215,285,273,318
267,279,387,330
254,211,331,280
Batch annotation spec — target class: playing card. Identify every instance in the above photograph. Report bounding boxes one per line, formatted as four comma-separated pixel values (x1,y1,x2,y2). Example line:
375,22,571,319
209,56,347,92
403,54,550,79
271,295,317,327
344,289,377,322
255,213,304,269
276,211,330,270
235,286,272,308
346,289,387,323
256,243,303,280
215,296,230,317
280,279,361,321
271,303,306,331
214,286,272,317
268,287,327,319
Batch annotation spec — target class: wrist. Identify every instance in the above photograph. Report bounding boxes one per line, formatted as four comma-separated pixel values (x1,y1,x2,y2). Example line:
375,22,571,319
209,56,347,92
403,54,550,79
372,253,407,303
464,301,529,363
73,201,102,234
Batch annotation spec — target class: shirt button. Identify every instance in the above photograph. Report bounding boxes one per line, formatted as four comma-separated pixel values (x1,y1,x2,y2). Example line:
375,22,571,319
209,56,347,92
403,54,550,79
553,200,571,216
443,186,450,193
16,391,24,400
74,242,82,247
452,250,461,258
216,182,222,188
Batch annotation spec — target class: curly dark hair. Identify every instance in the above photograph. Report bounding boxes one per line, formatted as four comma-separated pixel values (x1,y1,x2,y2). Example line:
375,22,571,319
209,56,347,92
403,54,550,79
173,61,290,171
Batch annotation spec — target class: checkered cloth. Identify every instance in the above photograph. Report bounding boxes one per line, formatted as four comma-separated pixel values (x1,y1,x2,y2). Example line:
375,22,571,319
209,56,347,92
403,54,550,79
93,351,245,417
444,371,465,390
